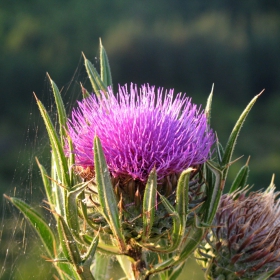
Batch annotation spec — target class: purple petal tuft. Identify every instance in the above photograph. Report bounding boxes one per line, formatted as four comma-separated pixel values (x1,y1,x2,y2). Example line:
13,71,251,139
66,84,215,181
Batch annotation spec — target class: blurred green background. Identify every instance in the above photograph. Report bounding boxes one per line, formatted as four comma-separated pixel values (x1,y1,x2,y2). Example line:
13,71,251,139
1,1,280,279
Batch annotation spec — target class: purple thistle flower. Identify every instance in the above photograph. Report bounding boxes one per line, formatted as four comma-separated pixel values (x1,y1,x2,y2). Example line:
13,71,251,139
66,84,214,182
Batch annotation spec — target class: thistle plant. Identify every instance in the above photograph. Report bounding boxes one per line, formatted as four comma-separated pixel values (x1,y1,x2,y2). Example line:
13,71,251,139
4,39,267,280
197,176,280,279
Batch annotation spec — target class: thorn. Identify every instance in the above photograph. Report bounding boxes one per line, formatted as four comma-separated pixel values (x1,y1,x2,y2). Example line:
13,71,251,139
257,88,265,97
226,155,244,168
3,194,11,201
35,157,41,167
33,92,38,100
210,83,214,95
246,156,251,166
270,174,275,187
45,175,67,189
267,173,275,190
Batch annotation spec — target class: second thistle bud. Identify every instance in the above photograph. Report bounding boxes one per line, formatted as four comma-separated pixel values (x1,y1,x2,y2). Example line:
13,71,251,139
197,181,280,279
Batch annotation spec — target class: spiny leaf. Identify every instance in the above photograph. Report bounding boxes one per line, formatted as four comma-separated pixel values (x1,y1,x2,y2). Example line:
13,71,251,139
50,152,66,217
155,194,181,253
34,93,70,188
94,136,126,252
82,234,99,265
167,262,186,280
56,213,82,268
36,157,55,208
99,38,113,87
229,156,250,193
144,169,192,253
146,227,205,277
82,53,107,98
205,84,214,124
177,227,205,263
222,91,263,180
215,136,224,165
55,214,96,280
142,167,157,242
65,181,92,243
176,168,192,220
80,82,91,99
4,195,56,258
47,73,67,142
203,160,224,224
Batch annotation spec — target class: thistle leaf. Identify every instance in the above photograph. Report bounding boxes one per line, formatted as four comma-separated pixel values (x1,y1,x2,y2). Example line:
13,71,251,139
142,167,157,242
99,38,113,87
142,193,182,253
205,84,214,124
94,136,126,252
35,157,55,208
229,156,250,193
96,241,122,255
156,194,181,252
83,53,107,98
56,213,82,269
79,236,99,280
176,168,192,221
80,82,91,99
65,181,91,243
51,153,66,217
144,169,192,253
203,160,224,224
147,256,178,277
66,138,75,185
4,195,56,258
147,227,205,277
82,234,99,265
170,168,192,248
55,215,96,280
34,94,70,188
215,135,224,165
47,73,67,142
177,227,205,265
146,222,205,277
82,234,120,255
79,192,100,232
222,91,263,180
167,262,186,280
55,262,82,280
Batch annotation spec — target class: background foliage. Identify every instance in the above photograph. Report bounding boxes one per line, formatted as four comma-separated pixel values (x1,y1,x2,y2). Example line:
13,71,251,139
1,1,280,279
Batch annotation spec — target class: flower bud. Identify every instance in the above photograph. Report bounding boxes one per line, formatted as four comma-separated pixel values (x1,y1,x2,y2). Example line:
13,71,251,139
197,184,280,279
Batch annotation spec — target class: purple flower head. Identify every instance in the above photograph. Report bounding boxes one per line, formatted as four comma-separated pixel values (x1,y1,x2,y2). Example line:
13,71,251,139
66,84,215,182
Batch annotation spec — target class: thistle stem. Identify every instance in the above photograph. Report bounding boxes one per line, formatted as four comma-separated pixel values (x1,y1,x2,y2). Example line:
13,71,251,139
116,240,150,280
